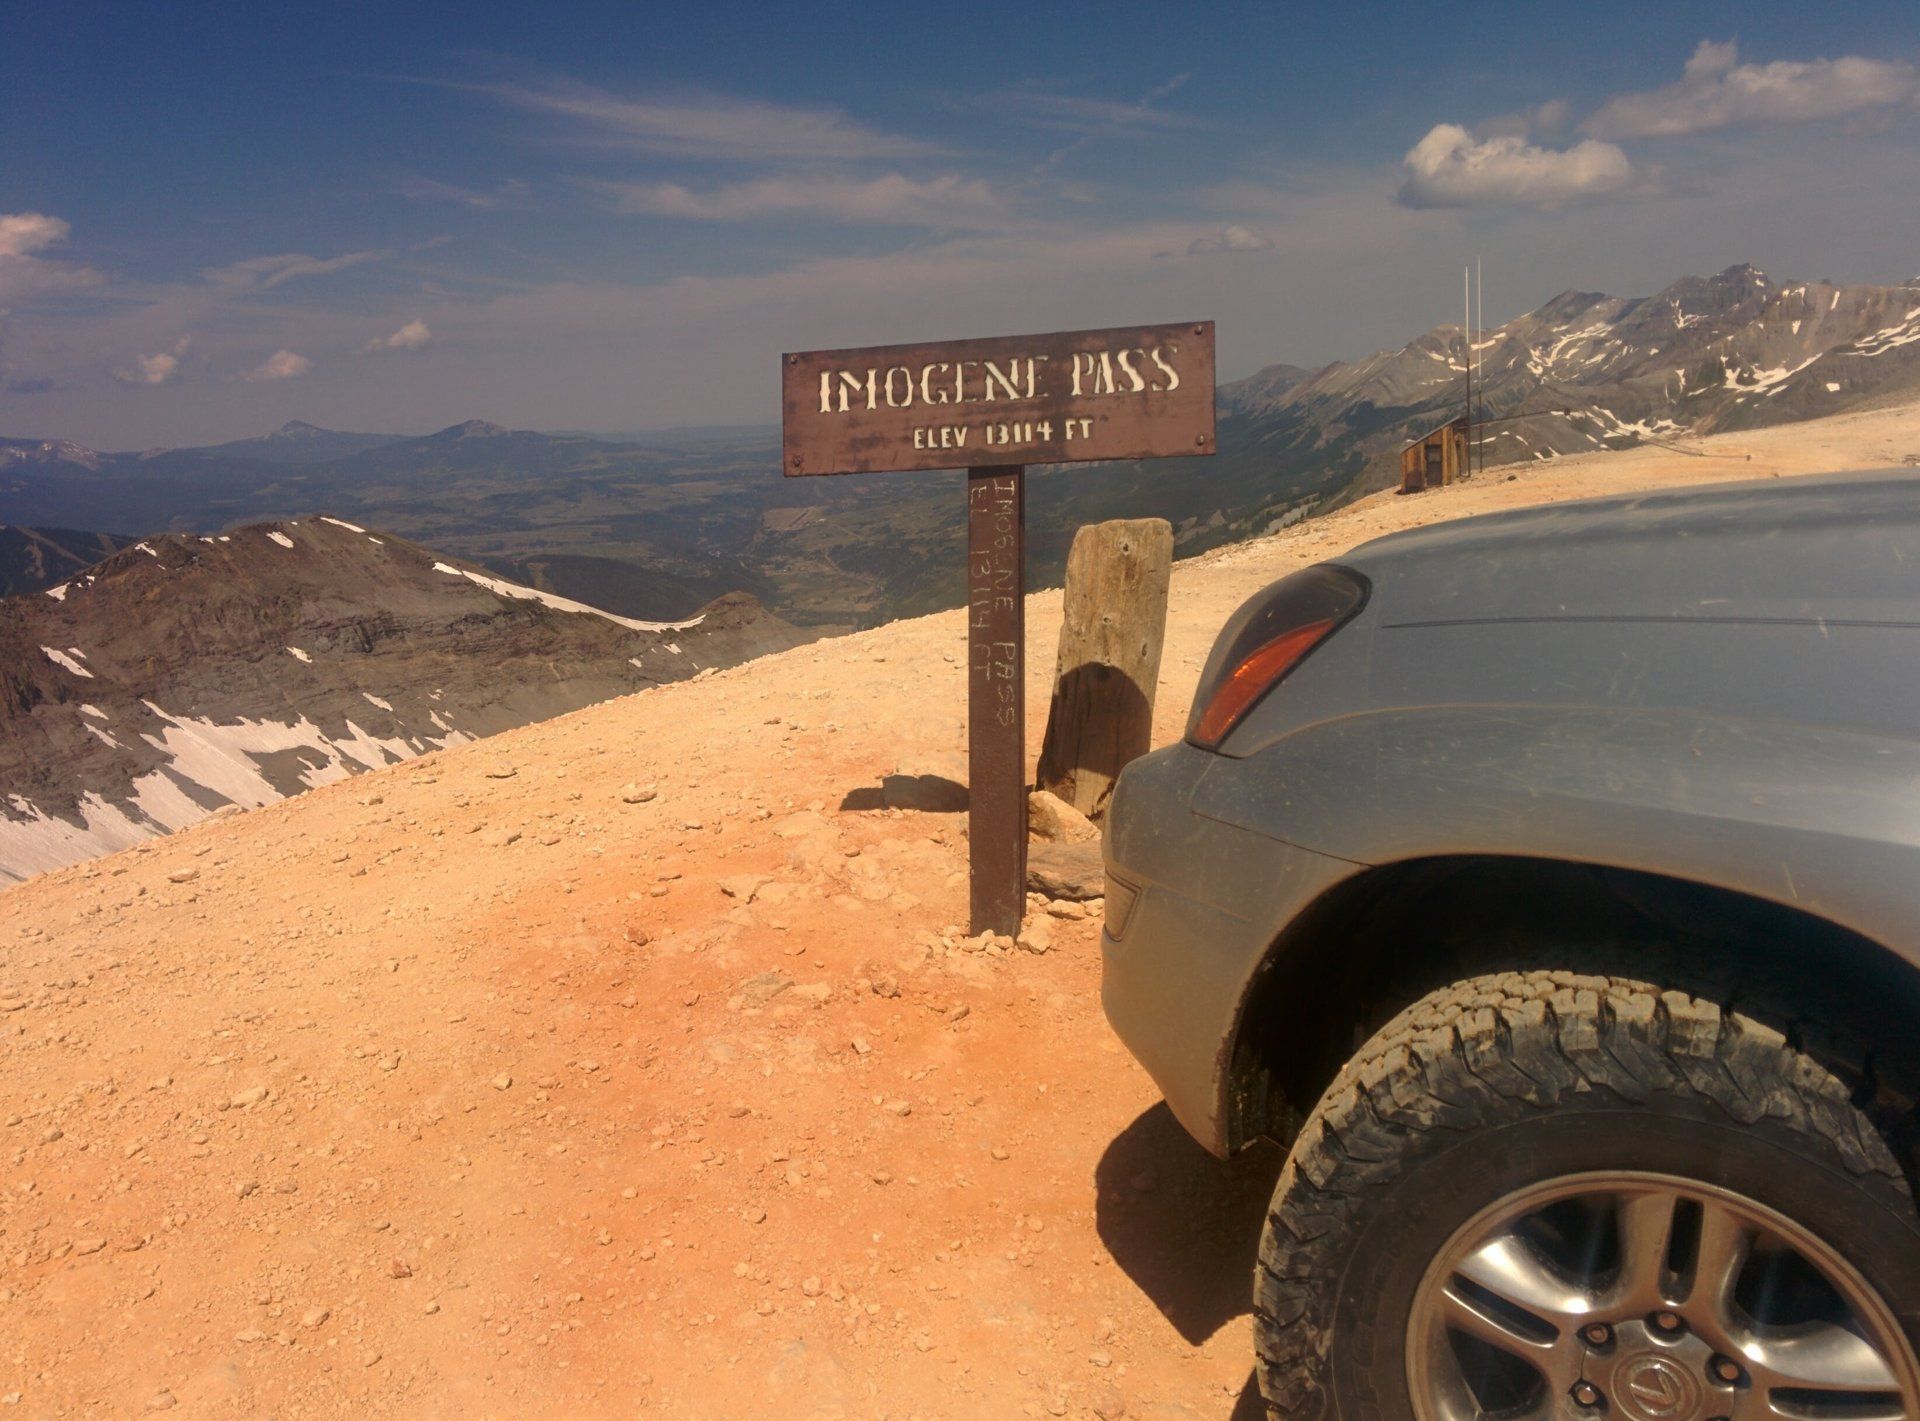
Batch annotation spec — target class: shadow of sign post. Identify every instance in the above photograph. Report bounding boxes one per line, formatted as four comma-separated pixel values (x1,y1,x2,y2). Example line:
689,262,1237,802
782,322,1216,935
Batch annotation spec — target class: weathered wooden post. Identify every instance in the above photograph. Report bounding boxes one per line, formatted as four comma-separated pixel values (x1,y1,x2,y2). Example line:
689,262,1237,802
780,322,1215,937
1036,517,1172,820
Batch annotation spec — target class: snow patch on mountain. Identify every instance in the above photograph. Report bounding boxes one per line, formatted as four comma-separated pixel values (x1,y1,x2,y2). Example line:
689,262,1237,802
0,702,480,883
430,560,705,634
1223,264,1920,494
1854,311,1920,358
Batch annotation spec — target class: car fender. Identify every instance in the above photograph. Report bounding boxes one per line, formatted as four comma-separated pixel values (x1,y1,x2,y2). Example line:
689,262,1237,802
1189,703,1920,967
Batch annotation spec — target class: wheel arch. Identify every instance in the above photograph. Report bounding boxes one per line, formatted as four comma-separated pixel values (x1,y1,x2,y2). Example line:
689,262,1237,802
1224,853,1920,1163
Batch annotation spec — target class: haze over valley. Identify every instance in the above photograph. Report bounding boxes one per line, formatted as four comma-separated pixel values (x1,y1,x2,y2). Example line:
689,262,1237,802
7,264,1919,633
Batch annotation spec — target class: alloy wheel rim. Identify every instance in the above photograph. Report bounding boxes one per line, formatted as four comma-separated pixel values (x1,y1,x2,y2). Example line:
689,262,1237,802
1405,1170,1919,1421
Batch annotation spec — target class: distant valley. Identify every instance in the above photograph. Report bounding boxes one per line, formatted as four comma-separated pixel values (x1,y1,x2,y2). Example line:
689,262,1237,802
6,265,1919,633
0,523,134,598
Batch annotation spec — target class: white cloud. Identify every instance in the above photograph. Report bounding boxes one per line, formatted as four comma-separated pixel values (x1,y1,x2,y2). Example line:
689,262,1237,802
597,173,1004,227
241,349,313,381
1477,99,1573,140
1397,123,1634,208
1686,40,1741,79
0,212,103,302
453,198,1424,351
202,249,384,291
360,320,434,353
115,336,191,387
992,79,1198,133
397,177,531,210
1186,224,1275,255
1586,40,1920,138
473,77,936,161
0,213,68,258
1031,73,1193,177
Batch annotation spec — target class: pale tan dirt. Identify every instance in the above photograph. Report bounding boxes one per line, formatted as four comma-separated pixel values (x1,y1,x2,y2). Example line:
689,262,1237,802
3,403,1915,1420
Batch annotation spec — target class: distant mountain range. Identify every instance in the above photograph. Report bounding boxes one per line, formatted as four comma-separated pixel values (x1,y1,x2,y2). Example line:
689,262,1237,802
5,265,1917,627
190,417,407,466
0,516,802,883
1224,263,1920,473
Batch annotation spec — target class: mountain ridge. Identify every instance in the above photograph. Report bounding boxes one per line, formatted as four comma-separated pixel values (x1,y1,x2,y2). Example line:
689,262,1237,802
5,264,1919,626
0,515,803,883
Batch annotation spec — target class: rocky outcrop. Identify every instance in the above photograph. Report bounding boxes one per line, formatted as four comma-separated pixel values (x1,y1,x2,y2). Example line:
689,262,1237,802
0,516,805,882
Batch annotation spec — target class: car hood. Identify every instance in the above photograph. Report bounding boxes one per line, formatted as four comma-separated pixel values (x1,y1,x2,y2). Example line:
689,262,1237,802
1341,468,1920,626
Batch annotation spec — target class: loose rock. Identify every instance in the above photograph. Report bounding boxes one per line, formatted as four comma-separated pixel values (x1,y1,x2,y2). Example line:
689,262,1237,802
1026,840,1104,901
733,972,793,1008
1027,790,1099,844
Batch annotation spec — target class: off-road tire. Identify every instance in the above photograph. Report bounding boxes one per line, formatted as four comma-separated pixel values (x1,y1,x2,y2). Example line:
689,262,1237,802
1252,967,1920,1420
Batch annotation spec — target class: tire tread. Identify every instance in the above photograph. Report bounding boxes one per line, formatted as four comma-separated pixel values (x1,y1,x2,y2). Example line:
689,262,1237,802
1252,964,1908,1420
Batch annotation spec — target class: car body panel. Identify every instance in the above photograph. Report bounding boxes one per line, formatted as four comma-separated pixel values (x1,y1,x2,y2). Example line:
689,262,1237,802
1100,744,1362,1150
1103,470,1920,1157
1192,705,1920,958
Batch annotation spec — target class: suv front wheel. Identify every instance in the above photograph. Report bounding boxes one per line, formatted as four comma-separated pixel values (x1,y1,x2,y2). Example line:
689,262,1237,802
1254,969,1920,1421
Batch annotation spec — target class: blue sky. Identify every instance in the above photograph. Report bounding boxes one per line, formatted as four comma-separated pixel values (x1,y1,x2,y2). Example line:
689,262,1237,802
3,1,1917,446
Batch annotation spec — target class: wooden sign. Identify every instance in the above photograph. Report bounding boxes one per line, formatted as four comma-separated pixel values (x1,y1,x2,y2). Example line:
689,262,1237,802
778,322,1216,936
781,322,1215,478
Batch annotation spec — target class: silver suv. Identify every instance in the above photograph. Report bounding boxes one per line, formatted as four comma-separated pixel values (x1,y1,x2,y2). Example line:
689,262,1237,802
1102,472,1920,1421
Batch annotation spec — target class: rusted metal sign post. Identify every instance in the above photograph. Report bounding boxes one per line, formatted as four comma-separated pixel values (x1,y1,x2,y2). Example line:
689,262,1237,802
964,467,1026,933
782,322,1216,934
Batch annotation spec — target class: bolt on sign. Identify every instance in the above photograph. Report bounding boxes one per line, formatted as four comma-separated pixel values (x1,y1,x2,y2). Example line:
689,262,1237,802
781,322,1216,935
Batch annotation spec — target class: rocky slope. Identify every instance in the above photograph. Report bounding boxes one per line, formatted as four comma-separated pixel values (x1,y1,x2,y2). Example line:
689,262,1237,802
1224,264,1920,485
0,516,802,883
0,400,1913,1420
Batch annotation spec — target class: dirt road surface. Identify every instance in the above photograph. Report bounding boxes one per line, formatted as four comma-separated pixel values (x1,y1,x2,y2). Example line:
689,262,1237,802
4,406,1915,1419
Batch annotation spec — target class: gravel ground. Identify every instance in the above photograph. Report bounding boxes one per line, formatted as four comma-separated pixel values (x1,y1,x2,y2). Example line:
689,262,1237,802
2,402,1915,1419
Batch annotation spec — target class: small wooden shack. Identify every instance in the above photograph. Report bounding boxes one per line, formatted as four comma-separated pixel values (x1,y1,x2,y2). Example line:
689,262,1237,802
1400,415,1468,494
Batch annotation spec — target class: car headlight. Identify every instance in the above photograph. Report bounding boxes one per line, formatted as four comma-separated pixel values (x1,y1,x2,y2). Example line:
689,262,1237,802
1187,564,1369,750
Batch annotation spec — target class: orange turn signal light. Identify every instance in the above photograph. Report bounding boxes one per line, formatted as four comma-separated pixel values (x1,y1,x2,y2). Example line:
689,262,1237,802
1190,618,1338,748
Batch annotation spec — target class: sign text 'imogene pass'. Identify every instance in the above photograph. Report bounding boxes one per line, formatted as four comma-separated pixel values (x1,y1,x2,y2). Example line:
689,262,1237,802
782,322,1216,477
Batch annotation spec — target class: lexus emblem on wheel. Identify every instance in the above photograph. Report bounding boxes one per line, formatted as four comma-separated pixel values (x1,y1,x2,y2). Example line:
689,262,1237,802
1616,1354,1699,1421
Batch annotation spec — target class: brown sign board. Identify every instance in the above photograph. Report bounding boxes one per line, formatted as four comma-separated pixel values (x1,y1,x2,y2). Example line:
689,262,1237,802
782,321,1216,477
